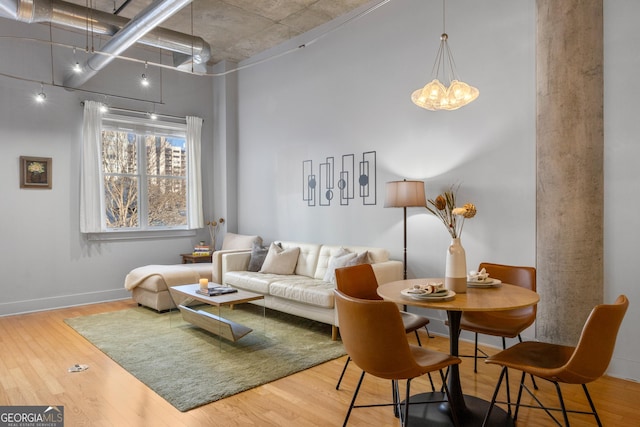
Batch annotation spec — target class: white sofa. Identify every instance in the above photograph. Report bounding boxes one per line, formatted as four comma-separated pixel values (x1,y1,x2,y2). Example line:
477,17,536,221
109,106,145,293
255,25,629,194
222,241,403,340
124,233,262,311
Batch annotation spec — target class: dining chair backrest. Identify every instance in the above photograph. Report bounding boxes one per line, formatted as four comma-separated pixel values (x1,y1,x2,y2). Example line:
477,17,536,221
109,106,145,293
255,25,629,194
335,264,382,301
559,294,629,384
334,289,421,380
479,262,536,292
479,262,537,320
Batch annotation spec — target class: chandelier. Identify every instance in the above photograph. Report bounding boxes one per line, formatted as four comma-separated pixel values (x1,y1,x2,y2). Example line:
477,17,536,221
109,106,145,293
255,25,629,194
411,1,479,111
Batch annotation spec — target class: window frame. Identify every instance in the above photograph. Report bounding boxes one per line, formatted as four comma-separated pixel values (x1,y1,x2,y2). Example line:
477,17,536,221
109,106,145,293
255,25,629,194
99,113,191,235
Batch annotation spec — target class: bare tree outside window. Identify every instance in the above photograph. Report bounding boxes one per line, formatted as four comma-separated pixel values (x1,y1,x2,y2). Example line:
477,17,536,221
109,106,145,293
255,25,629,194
102,129,187,230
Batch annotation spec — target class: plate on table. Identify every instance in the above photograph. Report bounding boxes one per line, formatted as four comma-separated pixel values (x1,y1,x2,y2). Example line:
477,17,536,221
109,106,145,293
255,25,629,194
467,278,502,288
401,289,456,301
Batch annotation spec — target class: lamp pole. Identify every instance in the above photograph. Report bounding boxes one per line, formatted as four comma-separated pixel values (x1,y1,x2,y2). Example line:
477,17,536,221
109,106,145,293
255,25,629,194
385,179,426,282
403,205,408,280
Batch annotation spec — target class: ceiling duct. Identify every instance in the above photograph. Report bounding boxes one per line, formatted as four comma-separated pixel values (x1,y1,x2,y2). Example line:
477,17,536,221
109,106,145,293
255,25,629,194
0,0,211,86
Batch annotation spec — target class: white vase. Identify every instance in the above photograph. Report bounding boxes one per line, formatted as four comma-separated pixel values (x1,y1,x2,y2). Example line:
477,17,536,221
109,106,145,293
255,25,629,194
445,237,467,293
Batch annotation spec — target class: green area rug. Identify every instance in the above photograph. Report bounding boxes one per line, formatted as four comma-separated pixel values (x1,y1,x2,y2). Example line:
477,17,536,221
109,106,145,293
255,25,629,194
65,304,345,411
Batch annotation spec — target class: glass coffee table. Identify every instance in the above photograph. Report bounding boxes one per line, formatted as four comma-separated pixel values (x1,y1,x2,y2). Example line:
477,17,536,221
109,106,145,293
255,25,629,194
169,284,265,342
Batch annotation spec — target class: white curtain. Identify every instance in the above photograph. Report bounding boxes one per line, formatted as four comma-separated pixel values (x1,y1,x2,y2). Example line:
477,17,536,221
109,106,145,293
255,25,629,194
80,101,104,233
186,116,204,229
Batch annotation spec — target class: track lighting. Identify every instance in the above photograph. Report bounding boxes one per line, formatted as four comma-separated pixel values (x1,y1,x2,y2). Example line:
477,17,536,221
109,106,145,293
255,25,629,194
35,84,46,103
141,62,150,87
149,112,158,120
72,48,82,73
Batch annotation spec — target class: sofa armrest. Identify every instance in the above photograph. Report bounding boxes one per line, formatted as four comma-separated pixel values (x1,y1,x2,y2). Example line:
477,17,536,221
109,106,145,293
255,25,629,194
211,249,252,284
221,251,252,285
371,260,403,285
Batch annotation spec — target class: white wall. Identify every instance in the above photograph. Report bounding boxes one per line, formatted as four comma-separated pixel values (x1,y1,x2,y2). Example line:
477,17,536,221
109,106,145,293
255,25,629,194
0,19,214,315
233,0,638,381
603,1,640,380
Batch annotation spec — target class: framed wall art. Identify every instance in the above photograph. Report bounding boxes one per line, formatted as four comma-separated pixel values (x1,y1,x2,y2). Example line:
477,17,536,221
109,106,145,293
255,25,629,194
20,156,52,189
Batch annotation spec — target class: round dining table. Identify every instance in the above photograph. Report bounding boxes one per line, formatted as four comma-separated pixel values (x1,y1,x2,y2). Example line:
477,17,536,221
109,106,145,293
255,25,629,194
377,278,540,427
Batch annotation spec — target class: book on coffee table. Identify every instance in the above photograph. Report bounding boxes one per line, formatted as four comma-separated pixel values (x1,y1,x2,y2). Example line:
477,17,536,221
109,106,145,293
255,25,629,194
196,286,238,297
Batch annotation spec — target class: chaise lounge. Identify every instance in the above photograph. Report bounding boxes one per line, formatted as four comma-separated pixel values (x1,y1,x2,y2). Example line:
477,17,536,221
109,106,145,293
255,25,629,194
124,233,262,311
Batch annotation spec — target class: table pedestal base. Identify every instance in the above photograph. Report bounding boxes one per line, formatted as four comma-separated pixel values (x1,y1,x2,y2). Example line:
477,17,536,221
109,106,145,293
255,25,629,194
405,392,514,427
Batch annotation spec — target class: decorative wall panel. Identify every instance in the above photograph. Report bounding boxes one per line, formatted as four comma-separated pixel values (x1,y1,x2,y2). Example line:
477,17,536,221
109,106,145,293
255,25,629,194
303,151,376,206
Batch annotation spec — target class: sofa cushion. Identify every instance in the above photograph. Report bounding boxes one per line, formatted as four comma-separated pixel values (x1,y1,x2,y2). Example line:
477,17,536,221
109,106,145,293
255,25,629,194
221,233,262,250
223,271,288,294
350,250,371,266
260,243,300,275
314,245,387,280
323,248,356,282
248,241,270,272
323,249,372,283
268,277,335,308
278,242,322,277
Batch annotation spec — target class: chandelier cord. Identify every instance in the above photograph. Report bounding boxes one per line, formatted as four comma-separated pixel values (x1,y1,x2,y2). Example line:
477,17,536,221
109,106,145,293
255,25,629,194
442,0,446,34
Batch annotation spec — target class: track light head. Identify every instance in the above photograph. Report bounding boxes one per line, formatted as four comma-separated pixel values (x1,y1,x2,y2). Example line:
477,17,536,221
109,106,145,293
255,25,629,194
35,84,46,103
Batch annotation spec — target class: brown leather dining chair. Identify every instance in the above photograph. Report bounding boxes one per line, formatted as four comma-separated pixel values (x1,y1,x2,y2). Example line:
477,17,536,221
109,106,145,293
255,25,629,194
458,262,537,373
482,295,629,427
334,289,461,427
334,264,432,390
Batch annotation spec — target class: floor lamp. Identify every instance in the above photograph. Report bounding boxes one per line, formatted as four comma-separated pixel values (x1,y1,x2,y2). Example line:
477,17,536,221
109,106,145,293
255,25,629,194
384,180,427,280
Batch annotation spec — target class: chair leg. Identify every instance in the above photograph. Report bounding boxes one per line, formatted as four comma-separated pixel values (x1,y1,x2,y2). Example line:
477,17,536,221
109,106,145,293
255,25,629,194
424,324,434,338
392,379,400,418
473,333,480,373
482,366,507,427
402,378,413,427
427,372,435,392
343,370,365,427
414,330,435,392
553,382,571,427
440,367,449,393
517,334,539,390
513,371,527,421
336,356,351,390
501,338,512,410
582,384,603,427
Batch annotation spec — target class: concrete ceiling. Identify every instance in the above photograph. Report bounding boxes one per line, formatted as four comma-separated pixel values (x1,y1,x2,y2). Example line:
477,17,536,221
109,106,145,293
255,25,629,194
64,0,371,65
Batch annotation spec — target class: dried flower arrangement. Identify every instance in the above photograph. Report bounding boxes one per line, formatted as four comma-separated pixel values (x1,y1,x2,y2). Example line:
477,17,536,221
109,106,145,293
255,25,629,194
426,185,476,239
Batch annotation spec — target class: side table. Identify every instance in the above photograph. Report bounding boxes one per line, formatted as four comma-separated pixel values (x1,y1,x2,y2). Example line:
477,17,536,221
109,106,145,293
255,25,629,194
180,253,212,263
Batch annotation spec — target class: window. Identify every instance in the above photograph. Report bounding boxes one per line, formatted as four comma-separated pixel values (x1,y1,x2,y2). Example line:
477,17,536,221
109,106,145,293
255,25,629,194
101,114,189,231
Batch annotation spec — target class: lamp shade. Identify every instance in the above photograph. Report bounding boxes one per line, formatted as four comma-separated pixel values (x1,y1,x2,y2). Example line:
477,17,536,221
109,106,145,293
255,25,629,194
384,180,426,208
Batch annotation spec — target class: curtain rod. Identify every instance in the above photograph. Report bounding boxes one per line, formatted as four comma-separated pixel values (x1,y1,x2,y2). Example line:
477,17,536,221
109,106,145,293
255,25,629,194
80,101,189,123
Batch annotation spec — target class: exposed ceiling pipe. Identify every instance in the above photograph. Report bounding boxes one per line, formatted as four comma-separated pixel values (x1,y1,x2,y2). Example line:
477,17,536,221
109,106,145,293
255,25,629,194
64,0,193,88
0,0,210,71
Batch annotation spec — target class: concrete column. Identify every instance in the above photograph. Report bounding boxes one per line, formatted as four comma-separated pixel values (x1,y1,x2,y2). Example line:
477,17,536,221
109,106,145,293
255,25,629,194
536,0,603,345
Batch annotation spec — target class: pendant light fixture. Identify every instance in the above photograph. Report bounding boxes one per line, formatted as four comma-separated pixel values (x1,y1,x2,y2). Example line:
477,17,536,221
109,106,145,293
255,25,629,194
411,0,479,111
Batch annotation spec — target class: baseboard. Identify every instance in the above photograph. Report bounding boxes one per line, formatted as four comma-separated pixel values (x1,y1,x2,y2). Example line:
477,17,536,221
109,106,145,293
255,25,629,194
0,288,130,316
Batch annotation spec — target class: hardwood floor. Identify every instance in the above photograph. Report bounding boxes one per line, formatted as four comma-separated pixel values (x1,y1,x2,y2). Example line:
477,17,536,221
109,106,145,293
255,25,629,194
1,300,638,426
